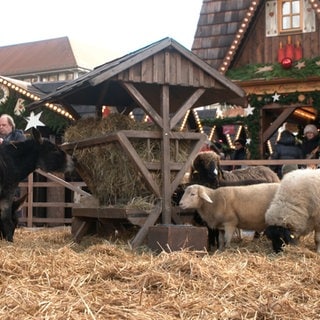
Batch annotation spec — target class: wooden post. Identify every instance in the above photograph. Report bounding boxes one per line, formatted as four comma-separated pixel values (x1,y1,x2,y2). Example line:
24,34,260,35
160,85,171,224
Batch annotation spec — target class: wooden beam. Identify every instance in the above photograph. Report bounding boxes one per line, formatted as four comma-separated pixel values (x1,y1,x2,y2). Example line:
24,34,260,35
160,85,172,224
117,132,161,197
122,82,163,128
262,107,296,142
238,76,320,95
170,88,205,130
130,200,162,249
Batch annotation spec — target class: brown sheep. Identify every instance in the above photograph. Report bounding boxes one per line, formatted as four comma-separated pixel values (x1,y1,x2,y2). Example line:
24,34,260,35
191,151,279,188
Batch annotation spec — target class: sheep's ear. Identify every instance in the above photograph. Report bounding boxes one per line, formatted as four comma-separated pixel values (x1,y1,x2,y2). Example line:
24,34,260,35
31,128,43,144
198,187,213,203
216,158,225,179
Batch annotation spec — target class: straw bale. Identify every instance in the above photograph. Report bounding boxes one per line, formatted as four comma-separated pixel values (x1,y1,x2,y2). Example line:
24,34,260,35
65,114,191,206
2,227,320,319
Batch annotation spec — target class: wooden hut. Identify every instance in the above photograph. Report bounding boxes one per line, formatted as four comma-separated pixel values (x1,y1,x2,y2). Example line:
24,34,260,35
28,37,246,247
192,0,320,158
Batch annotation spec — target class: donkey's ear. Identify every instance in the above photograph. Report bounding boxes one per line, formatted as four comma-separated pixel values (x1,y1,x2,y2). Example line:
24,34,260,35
31,128,43,144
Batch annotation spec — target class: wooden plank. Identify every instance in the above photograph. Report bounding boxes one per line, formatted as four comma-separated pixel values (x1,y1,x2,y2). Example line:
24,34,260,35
117,132,161,197
73,208,128,219
219,159,320,166
262,107,296,142
72,218,92,243
27,173,33,227
122,82,163,128
160,85,171,224
36,169,91,197
19,217,73,224
164,51,170,84
170,88,205,129
171,134,207,193
130,200,162,249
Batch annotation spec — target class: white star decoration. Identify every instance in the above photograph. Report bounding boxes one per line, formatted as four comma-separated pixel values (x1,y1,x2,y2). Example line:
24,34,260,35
25,111,45,131
244,104,255,116
295,61,305,70
246,138,251,145
216,108,224,118
272,92,280,102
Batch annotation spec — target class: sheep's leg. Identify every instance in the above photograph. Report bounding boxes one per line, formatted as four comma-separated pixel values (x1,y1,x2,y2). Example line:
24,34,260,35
218,230,225,250
315,230,320,253
224,225,236,248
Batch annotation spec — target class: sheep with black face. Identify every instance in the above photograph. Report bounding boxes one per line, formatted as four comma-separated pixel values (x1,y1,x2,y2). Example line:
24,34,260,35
265,168,320,253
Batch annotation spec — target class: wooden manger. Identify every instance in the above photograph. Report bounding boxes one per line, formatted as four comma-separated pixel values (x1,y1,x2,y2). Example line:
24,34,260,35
31,38,246,249
63,127,206,247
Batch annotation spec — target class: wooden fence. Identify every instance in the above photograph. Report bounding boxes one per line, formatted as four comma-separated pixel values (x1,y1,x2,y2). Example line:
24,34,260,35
17,159,320,227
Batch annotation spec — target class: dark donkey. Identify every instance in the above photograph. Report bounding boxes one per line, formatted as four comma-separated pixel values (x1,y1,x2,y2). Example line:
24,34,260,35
0,128,74,241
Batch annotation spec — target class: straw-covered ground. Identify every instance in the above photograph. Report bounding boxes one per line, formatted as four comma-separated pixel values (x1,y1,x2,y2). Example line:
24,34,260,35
1,227,320,320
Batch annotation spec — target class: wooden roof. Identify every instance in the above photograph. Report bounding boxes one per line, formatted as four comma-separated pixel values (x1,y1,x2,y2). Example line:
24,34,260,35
192,0,320,74
0,37,110,76
192,0,257,71
28,37,246,116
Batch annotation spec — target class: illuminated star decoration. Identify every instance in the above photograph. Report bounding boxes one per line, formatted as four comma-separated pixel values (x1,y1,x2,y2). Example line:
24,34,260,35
272,92,281,102
255,65,273,73
244,104,255,116
25,111,45,131
246,138,251,145
216,107,224,118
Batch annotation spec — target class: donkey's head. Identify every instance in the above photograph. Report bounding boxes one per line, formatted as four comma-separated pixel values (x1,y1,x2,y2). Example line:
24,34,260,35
32,128,75,174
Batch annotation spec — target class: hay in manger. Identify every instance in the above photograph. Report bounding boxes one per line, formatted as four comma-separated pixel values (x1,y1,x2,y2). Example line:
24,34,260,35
65,113,191,207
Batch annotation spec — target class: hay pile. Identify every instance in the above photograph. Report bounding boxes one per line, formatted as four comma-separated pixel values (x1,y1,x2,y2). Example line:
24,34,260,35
65,114,190,206
2,227,320,319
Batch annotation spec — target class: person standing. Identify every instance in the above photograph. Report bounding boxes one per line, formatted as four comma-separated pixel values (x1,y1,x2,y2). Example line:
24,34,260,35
231,138,249,169
301,124,320,159
0,114,26,225
0,114,25,144
271,129,303,178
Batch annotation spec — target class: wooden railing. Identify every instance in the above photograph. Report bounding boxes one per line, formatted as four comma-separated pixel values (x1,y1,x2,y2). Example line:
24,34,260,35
16,158,320,227
18,169,90,227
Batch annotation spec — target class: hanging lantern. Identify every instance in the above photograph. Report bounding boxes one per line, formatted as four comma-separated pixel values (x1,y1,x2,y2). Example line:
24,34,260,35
281,57,293,69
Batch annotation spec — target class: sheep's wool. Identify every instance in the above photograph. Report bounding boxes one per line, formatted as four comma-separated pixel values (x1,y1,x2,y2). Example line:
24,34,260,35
265,168,320,236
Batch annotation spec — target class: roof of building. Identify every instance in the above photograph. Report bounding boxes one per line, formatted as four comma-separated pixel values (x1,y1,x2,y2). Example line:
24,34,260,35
191,0,320,74
0,37,115,76
191,0,258,72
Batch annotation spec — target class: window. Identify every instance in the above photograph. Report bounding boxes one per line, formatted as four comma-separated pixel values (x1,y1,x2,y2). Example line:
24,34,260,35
279,0,302,33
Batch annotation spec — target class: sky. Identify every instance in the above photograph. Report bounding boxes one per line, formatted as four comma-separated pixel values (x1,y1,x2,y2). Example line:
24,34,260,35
2,0,203,61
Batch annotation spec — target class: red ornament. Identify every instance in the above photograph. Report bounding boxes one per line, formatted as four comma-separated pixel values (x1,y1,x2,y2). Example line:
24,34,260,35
281,57,293,69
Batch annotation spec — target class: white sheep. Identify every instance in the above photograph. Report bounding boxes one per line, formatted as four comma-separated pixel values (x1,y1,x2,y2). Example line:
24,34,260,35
179,183,279,250
265,168,320,253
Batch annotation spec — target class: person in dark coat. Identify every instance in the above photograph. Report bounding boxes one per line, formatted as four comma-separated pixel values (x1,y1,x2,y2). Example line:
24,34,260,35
230,138,249,170
271,129,303,178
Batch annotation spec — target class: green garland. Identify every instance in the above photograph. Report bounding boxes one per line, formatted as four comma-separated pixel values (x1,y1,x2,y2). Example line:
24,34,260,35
226,57,320,81
0,91,70,135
